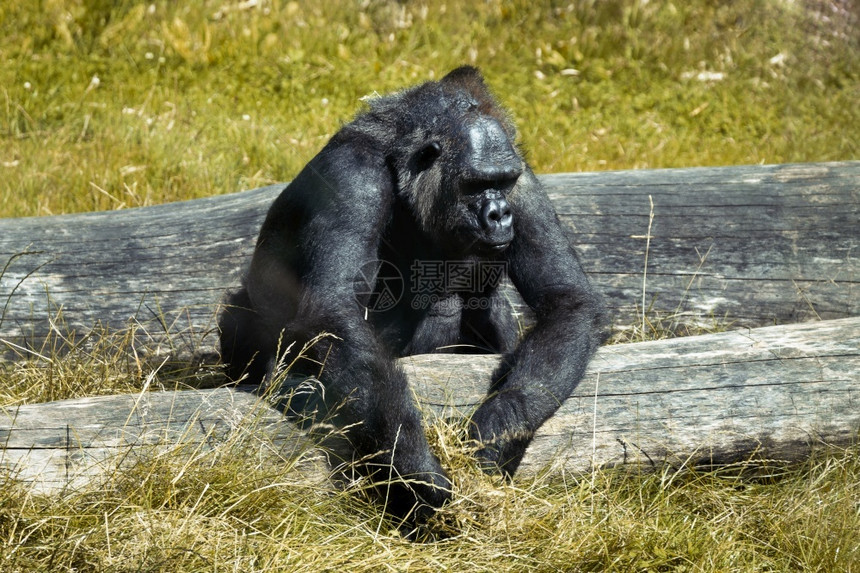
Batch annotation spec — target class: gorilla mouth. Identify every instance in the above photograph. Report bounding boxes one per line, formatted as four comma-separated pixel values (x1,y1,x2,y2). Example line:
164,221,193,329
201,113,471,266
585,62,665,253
482,239,512,253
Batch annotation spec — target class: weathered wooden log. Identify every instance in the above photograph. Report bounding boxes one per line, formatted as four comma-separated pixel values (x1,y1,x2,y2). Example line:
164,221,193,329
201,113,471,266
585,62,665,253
3,318,857,493
1,162,857,361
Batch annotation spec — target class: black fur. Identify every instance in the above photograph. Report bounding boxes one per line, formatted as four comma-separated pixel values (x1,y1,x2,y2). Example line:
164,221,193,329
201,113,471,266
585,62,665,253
219,67,606,523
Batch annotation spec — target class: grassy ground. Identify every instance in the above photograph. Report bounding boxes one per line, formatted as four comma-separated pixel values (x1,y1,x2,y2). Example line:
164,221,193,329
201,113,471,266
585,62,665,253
1,0,859,571
1,0,857,217
1,328,859,571
1,355,859,572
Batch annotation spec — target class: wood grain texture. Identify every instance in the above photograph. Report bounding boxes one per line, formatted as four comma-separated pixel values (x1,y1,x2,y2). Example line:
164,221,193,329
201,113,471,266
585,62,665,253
1,162,857,361
3,318,857,493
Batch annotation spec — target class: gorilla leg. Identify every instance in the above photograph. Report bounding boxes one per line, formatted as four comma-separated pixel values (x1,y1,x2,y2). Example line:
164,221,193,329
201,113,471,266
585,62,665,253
404,294,463,354
218,288,273,383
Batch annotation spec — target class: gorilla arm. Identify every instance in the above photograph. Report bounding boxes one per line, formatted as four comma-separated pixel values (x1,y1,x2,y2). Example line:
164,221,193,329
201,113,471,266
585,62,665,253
469,170,607,476
247,140,452,518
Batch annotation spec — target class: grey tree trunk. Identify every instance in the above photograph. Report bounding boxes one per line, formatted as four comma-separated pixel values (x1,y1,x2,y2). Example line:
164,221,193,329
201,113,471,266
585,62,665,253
0,162,858,492
1,162,857,361
2,317,857,493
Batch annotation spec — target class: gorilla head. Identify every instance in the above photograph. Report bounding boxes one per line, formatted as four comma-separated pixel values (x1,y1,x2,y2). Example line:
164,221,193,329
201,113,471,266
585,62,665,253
219,67,606,527
369,69,523,256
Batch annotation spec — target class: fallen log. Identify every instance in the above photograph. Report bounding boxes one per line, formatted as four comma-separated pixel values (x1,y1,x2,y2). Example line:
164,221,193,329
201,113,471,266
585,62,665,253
2,318,857,493
1,162,857,361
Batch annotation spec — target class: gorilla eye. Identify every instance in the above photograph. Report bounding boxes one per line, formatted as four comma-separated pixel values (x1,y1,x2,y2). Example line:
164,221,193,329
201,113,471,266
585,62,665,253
413,141,442,172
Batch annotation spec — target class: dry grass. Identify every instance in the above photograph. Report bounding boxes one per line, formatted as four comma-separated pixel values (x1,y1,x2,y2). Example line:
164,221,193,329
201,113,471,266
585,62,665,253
1,391,858,571
1,325,859,571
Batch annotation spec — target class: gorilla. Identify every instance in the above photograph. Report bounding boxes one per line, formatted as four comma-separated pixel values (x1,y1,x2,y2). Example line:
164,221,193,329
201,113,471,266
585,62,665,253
219,67,606,522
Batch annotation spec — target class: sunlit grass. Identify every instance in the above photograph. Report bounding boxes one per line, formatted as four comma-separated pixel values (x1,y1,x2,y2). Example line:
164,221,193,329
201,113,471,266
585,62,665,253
1,0,857,217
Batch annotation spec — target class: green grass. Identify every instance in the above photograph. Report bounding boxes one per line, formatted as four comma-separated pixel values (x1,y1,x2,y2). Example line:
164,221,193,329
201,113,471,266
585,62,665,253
1,0,857,217
1,0,859,571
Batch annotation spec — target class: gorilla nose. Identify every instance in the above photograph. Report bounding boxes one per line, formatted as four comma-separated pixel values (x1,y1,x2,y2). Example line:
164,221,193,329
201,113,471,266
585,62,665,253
480,197,513,231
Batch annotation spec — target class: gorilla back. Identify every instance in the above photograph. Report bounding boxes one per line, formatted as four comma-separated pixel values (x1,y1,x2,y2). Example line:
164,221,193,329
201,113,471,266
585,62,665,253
219,67,606,523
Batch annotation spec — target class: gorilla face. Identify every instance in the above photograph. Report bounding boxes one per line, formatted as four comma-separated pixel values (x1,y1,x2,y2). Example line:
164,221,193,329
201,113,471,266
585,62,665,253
396,99,524,257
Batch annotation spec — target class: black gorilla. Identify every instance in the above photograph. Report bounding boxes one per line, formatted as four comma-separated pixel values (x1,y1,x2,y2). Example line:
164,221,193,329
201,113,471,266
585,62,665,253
219,67,606,521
